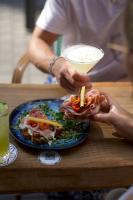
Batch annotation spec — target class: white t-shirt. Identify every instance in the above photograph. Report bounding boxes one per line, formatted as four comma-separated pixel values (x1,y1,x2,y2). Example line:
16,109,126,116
119,186,133,200
36,0,128,81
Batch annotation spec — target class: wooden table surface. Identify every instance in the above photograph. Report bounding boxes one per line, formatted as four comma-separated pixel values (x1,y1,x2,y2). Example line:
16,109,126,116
0,82,133,194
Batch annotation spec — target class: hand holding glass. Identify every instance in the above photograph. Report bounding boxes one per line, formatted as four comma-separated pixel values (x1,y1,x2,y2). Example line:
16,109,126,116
62,44,104,105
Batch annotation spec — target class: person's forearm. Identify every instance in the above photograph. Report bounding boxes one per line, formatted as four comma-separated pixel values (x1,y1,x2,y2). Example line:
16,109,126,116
28,37,55,73
113,111,133,140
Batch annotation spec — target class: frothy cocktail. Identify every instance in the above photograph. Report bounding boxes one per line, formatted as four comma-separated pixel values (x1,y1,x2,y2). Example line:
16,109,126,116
63,44,104,73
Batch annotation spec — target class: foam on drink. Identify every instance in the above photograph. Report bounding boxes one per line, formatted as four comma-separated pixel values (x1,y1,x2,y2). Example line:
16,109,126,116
63,45,104,73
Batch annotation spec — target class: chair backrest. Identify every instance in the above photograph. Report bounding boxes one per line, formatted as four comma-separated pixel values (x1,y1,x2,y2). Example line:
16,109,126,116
12,37,62,83
12,52,49,83
12,53,30,83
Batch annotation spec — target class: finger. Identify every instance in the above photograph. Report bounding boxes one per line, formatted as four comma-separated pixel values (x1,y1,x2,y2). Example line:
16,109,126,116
72,73,92,89
60,76,76,93
61,69,91,90
71,79,92,89
61,69,75,86
100,92,119,107
93,112,111,123
100,92,112,104
63,69,92,89
100,94,111,113
72,72,91,83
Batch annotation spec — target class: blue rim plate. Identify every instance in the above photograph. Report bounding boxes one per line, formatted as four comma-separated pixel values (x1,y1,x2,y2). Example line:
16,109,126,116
9,99,90,150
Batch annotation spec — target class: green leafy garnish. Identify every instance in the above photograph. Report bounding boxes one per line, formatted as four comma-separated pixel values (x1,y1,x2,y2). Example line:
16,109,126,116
14,103,88,143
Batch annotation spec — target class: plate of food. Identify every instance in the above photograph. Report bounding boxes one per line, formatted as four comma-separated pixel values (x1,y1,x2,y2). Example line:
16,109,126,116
9,99,90,150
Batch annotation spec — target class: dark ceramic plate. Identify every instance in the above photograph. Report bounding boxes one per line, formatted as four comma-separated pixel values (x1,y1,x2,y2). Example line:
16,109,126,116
9,99,90,150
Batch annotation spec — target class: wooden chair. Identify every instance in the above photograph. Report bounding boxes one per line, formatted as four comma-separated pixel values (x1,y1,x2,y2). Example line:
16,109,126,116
12,52,29,83
12,37,62,83
12,52,49,83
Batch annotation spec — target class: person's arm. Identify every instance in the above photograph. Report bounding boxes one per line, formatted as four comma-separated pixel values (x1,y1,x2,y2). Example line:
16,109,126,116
93,95,133,141
28,27,91,93
28,26,58,72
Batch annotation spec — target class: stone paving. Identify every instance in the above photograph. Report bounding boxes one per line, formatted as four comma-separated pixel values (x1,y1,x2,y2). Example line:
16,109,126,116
0,0,47,84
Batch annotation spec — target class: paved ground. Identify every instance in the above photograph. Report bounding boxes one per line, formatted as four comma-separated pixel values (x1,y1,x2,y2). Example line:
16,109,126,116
0,0,47,84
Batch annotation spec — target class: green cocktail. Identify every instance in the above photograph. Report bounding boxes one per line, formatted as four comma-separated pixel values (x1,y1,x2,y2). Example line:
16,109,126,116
0,102,9,163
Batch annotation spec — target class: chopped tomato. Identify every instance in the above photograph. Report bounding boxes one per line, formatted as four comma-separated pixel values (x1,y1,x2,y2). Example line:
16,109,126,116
27,108,51,130
70,96,81,112
27,120,38,127
29,108,46,119
39,122,49,130
72,104,80,112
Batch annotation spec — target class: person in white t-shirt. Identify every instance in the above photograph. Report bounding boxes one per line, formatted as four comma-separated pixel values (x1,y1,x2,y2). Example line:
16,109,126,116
28,0,128,93
93,0,133,150
94,1,133,199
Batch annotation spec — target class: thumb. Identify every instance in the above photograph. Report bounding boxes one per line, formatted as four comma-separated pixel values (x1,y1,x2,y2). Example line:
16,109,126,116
93,112,111,123
72,72,90,82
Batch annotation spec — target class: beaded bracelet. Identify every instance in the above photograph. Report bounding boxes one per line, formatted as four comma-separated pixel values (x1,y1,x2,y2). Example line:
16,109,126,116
48,56,65,75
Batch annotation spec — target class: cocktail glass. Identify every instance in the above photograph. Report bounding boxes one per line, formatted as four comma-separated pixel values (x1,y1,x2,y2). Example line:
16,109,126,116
62,44,104,74
62,44,104,105
0,101,18,167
